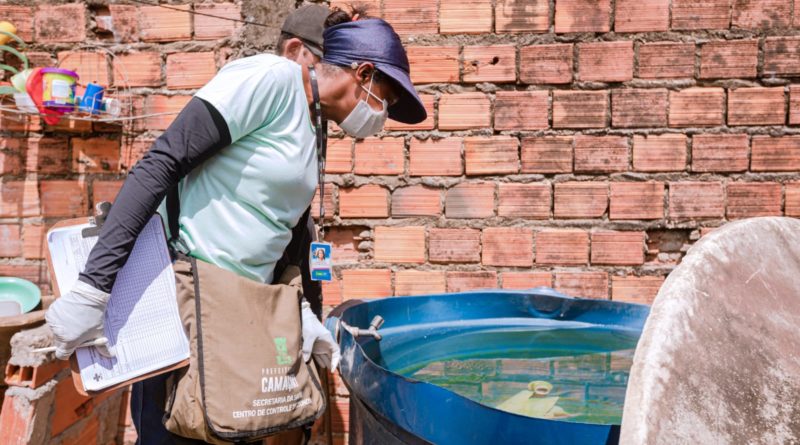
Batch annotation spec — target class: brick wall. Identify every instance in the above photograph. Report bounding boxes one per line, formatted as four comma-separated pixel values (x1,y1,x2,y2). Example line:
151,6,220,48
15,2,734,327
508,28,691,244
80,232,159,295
2,0,800,443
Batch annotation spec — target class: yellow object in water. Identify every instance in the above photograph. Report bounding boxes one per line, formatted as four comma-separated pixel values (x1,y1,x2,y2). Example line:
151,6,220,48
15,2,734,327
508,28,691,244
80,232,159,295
496,380,571,419
0,22,17,45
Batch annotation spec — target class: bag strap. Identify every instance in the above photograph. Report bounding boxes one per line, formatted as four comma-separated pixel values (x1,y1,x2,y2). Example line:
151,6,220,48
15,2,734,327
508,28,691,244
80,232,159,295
166,184,188,257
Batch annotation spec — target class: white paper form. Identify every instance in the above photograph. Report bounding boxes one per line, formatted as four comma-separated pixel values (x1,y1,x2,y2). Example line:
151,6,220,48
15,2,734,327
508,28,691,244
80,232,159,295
47,216,189,391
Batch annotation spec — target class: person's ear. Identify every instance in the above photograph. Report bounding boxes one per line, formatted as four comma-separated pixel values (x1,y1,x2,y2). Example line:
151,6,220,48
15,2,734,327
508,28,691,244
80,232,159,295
282,38,304,59
355,63,375,82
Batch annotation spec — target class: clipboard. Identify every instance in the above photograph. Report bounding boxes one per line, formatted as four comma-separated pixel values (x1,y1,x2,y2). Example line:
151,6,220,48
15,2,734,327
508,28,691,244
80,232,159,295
45,202,189,396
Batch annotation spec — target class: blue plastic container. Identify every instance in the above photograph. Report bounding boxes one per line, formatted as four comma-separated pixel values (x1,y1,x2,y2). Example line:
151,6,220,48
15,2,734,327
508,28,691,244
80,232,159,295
326,288,650,445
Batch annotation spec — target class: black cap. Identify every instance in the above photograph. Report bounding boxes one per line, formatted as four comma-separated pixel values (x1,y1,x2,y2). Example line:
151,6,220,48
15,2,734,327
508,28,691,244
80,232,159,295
281,4,329,57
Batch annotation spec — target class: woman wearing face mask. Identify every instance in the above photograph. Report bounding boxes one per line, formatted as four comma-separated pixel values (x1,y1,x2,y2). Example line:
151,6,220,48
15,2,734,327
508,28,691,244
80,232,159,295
44,8,424,445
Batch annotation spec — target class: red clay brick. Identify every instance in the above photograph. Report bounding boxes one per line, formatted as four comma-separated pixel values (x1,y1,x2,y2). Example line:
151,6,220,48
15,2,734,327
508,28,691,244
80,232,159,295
501,271,553,289
310,185,335,221
0,392,36,443
122,137,153,170
0,180,40,218
578,42,634,82
383,0,438,35
114,52,162,87
691,134,750,172
194,3,241,40
637,42,695,79
166,52,217,90
615,0,669,32
669,88,725,127
671,0,732,30
726,182,782,218
612,275,664,304
93,181,124,207
521,137,573,173
463,46,516,83
445,183,495,218
699,40,759,79
322,276,343,306
0,264,48,293
785,182,800,217
342,269,392,300
519,44,573,84
35,4,86,43
554,182,608,218
328,227,361,264
555,271,609,299
108,5,138,43
494,91,549,131
610,182,664,220
790,86,800,125
395,270,446,296
41,180,87,218
72,138,120,173
339,185,389,218
574,135,629,173
482,227,534,267
0,6,34,42
497,183,551,219
440,0,493,34
553,90,608,128
764,37,800,76
554,0,611,33
591,231,645,265
409,138,463,176
446,271,497,293
57,52,110,88
0,224,22,257
374,226,425,264
632,134,687,172
24,136,70,174
612,89,668,128
326,138,353,174
0,148,21,176
354,137,404,175
139,4,191,42
536,230,589,265
728,87,785,126
144,95,192,131
407,46,460,84
669,182,725,219
464,137,519,175
751,135,800,171
0,111,41,133
495,0,549,33
429,228,481,263
392,186,441,217
439,93,491,130
61,415,100,445
22,222,47,259
385,95,435,130
732,0,791,29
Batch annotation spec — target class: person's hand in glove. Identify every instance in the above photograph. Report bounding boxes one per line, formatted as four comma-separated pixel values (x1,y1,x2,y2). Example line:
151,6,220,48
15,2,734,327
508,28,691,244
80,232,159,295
301,300,340,371
45,280,114,360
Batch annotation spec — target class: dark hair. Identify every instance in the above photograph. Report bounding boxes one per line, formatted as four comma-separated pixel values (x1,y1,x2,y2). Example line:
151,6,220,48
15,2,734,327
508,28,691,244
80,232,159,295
325,4,373,28
275,32,293,54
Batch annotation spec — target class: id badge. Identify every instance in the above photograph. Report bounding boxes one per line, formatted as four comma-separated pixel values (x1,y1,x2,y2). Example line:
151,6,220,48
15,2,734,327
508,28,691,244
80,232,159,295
309,241,332,281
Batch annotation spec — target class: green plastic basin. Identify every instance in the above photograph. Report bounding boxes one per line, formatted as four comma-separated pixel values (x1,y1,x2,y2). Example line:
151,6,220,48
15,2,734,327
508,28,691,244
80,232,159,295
0,277,41,313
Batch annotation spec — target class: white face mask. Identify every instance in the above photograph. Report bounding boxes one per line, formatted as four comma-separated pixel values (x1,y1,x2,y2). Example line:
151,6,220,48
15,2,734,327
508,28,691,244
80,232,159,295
338,72,388,139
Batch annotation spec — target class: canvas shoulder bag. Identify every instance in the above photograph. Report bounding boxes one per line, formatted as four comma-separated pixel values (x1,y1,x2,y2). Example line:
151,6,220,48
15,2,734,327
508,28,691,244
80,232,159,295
162,187,325,444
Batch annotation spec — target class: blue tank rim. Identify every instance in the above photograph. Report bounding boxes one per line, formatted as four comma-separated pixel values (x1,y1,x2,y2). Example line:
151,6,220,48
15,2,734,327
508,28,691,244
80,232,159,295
326,287,651,444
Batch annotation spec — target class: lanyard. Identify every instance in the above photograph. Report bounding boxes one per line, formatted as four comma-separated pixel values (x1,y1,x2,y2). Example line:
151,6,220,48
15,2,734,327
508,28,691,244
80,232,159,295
308,66,327,239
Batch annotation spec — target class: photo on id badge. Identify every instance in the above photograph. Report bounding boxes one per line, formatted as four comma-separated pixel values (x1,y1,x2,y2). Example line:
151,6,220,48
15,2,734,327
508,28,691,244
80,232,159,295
310,242,332,281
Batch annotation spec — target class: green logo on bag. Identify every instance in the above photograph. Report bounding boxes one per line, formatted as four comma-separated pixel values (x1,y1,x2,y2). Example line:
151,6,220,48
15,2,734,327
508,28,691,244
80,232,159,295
274,337,292,365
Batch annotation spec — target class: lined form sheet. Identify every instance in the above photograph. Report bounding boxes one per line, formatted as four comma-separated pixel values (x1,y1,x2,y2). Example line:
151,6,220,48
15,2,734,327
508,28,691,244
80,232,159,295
47,216,189,391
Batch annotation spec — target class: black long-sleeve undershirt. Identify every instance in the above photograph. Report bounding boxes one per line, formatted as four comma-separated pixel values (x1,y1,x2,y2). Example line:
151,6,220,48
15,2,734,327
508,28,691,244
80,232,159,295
78,97,231,294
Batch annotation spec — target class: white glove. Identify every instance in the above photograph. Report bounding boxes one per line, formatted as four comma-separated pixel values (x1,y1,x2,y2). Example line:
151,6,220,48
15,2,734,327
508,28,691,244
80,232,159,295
45,280,114,360
301,301,340,371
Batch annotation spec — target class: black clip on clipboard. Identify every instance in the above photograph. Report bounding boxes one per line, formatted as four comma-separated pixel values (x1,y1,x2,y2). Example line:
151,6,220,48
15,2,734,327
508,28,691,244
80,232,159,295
81,201,112,238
